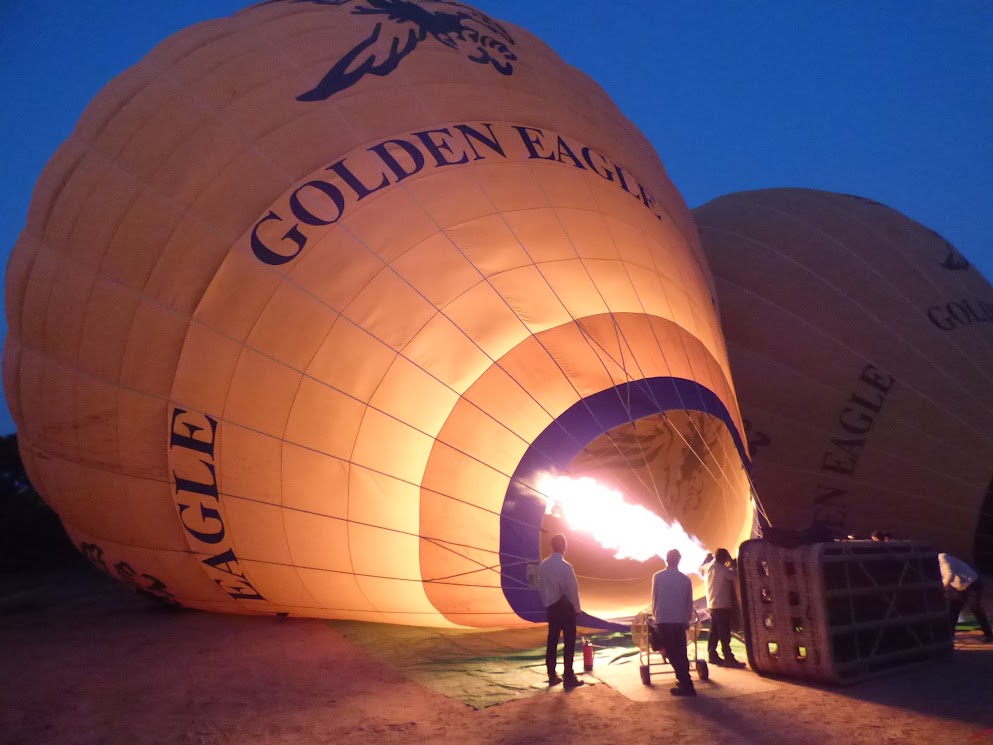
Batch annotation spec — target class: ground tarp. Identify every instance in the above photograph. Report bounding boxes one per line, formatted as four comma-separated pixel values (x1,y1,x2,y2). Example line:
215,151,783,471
326,622,633,709
326,621,752,709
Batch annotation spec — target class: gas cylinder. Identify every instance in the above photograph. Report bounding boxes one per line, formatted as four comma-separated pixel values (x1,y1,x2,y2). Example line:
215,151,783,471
582,637,594,672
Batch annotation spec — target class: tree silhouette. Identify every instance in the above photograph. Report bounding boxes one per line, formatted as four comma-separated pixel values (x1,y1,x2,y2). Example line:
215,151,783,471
0,435,79,572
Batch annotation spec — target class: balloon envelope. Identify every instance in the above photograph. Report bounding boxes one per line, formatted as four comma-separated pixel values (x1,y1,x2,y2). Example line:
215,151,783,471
694,188,993,568
4,0,753,625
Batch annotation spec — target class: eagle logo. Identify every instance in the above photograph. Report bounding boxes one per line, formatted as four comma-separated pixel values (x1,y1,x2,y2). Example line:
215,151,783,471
275,0,518,101
921,226,970,271
935,235,970,271
844,195,971,272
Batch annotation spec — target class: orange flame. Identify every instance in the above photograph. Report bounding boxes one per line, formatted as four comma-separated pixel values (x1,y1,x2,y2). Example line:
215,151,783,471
537,474,708,567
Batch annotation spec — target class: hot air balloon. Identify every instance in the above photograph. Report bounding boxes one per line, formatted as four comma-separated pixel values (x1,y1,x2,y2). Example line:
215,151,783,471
694,188,993,570
4,0,754,627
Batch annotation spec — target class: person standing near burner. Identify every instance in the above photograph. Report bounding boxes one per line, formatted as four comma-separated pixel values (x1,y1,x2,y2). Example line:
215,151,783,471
537,534,585,688
700,548,745,667
938,552,993,642
652,548,696,696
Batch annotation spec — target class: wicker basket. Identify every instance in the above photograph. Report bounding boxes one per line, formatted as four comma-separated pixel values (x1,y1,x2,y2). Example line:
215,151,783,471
738,539,952,683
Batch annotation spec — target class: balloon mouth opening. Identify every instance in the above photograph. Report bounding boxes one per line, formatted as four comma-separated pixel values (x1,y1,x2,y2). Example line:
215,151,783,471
534,412,753,620
499,378,753,626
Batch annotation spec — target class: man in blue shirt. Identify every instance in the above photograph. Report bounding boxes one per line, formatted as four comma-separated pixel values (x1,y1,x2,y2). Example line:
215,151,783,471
537,534,584,688
652,548,696,696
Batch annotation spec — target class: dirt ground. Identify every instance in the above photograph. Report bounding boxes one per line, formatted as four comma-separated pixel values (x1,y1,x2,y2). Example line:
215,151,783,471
3,567,993,745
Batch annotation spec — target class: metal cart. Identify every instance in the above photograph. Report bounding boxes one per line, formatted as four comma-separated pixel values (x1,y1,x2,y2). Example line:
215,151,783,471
631,609,709,685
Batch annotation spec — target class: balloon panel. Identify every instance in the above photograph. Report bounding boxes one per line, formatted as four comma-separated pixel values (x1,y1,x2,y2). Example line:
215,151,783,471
5,0,753,626
695,188,993,562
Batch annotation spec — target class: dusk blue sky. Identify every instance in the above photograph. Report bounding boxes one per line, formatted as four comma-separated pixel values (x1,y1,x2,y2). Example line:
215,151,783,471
1,1,990,435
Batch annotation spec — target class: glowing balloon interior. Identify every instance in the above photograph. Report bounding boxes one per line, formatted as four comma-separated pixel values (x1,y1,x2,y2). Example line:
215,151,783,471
3,0,754,626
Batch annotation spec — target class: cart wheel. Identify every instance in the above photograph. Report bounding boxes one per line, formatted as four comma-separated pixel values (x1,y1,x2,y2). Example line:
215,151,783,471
639,665,651,685
696,660,709,681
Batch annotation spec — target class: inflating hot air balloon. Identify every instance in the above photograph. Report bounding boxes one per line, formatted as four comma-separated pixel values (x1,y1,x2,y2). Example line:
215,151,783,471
4,0,755,627
694,188,993,570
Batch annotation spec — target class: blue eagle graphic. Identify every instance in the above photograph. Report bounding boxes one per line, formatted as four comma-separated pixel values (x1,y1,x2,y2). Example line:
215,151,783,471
937,237,970,271
274,0,517,101
845,194,971,272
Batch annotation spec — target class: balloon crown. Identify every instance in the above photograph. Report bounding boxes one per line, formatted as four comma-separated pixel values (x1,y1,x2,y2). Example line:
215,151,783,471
286,0,518,101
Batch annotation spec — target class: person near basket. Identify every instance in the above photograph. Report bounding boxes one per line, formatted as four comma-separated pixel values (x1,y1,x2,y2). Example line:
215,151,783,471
938,552,993,642
651,548,696,696
537,533,585,687
699,548,746,667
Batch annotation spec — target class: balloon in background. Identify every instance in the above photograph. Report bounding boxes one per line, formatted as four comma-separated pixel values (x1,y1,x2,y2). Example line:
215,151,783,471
4,0,754,626
694,188,993,568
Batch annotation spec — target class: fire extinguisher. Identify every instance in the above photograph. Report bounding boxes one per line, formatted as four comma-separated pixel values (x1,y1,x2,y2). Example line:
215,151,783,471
582,637,594,672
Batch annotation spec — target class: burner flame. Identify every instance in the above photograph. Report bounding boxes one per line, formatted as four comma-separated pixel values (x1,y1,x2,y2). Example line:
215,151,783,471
538,474,708,567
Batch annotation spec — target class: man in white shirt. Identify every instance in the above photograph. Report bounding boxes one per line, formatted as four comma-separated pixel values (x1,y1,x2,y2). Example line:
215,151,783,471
537,534,584,687
700,548,745,667
938,553,992,641
651,548,696,696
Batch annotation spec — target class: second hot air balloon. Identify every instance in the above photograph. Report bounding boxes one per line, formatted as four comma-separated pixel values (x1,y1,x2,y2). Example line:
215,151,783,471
695,188,993,569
